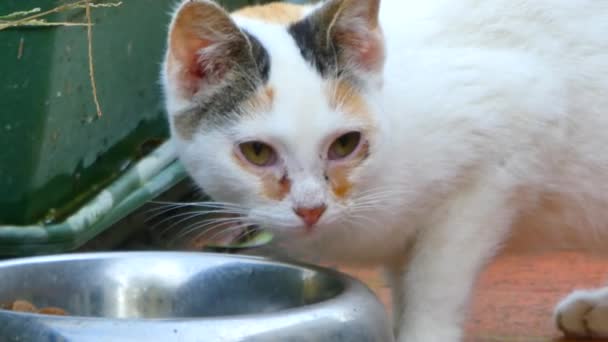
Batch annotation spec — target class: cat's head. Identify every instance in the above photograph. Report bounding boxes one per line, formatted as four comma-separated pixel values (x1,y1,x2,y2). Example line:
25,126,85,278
162,0,387,242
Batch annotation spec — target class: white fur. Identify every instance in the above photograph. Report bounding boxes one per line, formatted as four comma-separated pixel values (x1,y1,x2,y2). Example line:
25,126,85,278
555,287,608,338
163,1,608,341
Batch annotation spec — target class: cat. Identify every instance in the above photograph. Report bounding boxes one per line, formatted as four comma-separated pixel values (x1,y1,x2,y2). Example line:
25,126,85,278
161,0,608,341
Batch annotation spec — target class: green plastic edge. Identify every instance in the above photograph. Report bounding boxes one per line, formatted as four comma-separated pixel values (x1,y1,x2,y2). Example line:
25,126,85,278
0,141,187,256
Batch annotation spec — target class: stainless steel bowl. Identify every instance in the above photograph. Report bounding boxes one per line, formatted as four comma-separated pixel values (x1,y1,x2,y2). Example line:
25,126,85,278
0,252,393,342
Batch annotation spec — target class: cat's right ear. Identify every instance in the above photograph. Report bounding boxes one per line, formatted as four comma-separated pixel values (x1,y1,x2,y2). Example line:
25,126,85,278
165,0,246,98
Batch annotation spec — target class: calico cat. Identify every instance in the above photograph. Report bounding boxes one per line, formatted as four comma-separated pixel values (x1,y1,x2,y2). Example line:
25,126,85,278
161,0,608,341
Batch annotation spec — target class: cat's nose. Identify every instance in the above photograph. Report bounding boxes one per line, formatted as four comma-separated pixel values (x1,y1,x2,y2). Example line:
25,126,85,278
294,205,327,227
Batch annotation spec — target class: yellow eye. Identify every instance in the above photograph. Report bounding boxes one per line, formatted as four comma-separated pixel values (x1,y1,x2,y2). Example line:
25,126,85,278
239,141,277,167
328,132,361,160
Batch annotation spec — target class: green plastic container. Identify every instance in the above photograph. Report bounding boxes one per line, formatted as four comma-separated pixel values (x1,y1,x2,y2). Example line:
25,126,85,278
0,0,176,226
0,0,275,256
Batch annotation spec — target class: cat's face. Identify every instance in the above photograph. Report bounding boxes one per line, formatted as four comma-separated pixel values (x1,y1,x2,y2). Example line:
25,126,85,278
162,0,385,240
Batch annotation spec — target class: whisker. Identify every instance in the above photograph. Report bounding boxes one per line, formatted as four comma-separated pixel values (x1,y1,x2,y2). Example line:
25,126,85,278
215,224,258,245
144,203,190,223
203,222,254,244
153,208,245,234
343,212,378,227
355,189,410,201
152,210,206,232
174,217,246,239
171,221,242,246
350,202,390,211
354,184,411,197
150,200,248,209
147,200,250,233
156,211,228,236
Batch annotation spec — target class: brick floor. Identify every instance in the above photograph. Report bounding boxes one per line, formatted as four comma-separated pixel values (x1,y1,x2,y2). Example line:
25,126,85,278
337,251,608,342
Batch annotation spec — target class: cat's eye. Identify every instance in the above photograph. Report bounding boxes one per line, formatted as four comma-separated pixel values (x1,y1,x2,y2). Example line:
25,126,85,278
238,141,277,167
328,131,362,160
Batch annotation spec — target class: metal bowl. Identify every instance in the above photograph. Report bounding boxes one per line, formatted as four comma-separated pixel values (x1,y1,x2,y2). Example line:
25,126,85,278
0,252,393,342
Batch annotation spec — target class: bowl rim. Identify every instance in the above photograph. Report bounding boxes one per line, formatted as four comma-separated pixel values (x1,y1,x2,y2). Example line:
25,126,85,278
0,251,373,322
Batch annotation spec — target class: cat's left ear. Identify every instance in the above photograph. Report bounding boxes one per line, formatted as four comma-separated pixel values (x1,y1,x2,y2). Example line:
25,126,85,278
328,0,383,72
294,0,384,76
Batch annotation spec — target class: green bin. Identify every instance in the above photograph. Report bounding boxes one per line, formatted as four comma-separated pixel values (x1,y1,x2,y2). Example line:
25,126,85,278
0,0,275,256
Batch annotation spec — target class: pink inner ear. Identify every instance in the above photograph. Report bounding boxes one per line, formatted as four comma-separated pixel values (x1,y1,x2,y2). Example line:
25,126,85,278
169,26,209,95
356,34,384,71
170,35,230,96
179,41,209,96
168,1,238,97
336,29,384,72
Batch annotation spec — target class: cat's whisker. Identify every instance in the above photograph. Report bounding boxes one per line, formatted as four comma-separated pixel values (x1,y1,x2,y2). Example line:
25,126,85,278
171,201,248,210
144,205,186,224
354,194,396,204
350,200,393,211
178,220,238,240
351,199,394,210
348,206,384,215
355,187,412,200
145,202,185,214
152,199,248,209
154,211,207,235
351,193,409,208
189,224,243,248
150,206,246,233
166,217,243,241
202,222,254,244
156,210,241,236
171,219,247,245
221,224,258,245
175,216,246,238
150,207,215,224
148,203,249,230
353,189,402,201
343,211,379,228
144,200,216,220
187,222,236,243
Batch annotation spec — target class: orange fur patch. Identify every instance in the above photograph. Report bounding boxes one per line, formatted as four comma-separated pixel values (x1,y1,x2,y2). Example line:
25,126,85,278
327,166,352,199
325,80,374,199
232,151,290,201
265,86,275,102
261,174,291,201
327,80,374,125
327,141,370,199
243,85,275,113
233,2,305,25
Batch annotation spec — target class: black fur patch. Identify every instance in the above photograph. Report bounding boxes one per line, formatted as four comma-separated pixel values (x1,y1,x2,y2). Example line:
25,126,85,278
246,31,271,83
174,30,271,138
288,16,338,77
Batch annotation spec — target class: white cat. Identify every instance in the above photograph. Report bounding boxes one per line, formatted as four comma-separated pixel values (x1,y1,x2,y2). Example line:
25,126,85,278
161,0,608,341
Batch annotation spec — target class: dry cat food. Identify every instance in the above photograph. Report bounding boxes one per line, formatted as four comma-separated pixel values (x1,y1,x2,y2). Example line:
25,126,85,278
1,300,68,316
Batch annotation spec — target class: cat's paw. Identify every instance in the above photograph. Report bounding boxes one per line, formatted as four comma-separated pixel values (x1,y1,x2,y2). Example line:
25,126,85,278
555,288,608,338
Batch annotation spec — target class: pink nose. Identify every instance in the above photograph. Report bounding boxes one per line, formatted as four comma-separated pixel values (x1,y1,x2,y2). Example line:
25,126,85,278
294,205,327,227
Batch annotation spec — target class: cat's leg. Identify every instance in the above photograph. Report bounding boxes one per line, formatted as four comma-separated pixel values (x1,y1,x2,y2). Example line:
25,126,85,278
395,182,514,342
555,286,608,338
384,260,408,338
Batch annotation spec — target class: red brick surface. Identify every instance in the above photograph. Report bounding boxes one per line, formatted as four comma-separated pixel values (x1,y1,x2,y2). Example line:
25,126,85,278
338,252,608,342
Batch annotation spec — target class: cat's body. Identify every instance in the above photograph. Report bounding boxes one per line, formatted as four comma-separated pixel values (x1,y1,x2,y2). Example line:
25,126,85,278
162,0,608,341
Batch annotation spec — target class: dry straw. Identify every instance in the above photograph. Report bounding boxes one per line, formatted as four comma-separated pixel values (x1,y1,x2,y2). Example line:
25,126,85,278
0,1,123,117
